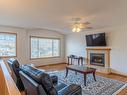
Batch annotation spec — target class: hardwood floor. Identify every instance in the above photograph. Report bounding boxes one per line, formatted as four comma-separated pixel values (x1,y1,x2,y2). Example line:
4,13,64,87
21,63,127,95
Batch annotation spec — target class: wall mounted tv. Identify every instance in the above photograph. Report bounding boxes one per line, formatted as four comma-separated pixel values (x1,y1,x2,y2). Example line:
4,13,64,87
85,33,106,46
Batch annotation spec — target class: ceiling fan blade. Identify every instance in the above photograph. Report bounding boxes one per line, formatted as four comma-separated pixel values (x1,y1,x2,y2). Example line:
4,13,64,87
85,27,93,29
81,26,93,29
82,22,90,25
68,18,92,31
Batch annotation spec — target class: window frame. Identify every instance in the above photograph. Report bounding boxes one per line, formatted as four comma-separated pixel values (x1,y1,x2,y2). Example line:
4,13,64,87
0,32,17,58
30,36,61,60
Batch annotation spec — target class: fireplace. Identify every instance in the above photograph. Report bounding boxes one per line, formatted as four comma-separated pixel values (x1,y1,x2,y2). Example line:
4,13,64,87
90,53,105,67
86,48,111,74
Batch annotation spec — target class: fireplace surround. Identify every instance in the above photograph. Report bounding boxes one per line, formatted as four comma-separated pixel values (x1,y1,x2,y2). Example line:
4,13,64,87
86,48,111,74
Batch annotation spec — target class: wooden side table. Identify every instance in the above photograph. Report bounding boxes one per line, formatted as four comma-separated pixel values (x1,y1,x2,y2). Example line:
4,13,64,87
67,56,83,65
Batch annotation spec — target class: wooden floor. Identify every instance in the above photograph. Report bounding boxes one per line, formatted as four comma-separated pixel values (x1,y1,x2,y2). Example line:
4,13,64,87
21,63,127,95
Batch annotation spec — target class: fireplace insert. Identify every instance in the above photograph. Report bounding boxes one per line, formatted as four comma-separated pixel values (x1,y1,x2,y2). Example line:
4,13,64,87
90,53,105,67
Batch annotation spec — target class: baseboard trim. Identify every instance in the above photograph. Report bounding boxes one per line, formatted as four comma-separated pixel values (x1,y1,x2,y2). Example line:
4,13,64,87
36,62,67,68
110,72,127,77
110,69,127,77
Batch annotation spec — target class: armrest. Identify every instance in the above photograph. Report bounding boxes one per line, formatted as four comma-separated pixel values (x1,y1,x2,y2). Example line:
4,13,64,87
58,84,82,95
50,75,58,85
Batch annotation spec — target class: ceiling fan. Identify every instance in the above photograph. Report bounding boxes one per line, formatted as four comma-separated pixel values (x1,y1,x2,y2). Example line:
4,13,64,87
70,18,92,32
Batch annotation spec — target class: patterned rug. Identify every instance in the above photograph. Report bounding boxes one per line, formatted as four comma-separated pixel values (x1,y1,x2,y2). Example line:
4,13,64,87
49,70,126,95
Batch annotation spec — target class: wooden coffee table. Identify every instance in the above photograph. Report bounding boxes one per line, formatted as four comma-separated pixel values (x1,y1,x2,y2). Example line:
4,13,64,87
65,65,96,86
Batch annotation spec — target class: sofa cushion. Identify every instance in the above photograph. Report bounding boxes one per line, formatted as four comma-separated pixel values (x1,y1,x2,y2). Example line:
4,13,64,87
8,58,20,67
21,65,44,83
50,75,58,85
7,58,21,77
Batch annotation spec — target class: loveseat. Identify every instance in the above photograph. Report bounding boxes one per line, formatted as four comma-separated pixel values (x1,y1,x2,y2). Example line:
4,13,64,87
20,65,82,95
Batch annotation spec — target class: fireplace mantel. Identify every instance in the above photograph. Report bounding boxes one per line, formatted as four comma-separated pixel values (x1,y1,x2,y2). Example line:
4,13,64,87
86,47,111,74
86,48,111,51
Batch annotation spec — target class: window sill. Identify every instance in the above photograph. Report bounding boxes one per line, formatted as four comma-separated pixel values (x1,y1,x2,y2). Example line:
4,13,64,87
0,56,17,58
30,56,61,60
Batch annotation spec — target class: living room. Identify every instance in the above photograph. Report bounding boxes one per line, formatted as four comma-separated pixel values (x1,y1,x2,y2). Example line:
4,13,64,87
0,0,127,95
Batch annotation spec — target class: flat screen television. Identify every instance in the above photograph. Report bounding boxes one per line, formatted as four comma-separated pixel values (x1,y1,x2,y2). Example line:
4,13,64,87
86,33,106,46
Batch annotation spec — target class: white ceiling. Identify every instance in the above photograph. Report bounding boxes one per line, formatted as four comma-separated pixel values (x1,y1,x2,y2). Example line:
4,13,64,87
0,0,127,34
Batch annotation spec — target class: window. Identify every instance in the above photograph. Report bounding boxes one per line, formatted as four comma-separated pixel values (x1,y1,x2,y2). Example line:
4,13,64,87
0,33,17,57
31,37,60,59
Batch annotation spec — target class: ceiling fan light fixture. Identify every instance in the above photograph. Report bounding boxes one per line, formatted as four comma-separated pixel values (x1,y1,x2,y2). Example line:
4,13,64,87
72,26,81,32
72,24,81,32
76,27,81,32
72,27,76,32
71,18,92,32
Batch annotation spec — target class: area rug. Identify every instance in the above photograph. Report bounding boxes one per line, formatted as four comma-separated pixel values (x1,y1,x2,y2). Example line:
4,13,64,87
49,70,126,95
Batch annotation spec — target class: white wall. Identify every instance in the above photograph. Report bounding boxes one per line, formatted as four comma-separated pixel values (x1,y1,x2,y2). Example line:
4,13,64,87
65,24,127,76
0,26,65,66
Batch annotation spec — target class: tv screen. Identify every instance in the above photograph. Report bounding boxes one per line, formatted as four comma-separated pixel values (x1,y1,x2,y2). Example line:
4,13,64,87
86,33,106,46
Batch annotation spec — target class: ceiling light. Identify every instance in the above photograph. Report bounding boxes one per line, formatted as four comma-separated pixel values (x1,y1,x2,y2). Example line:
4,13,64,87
71,18,92,32
72,24,81,32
